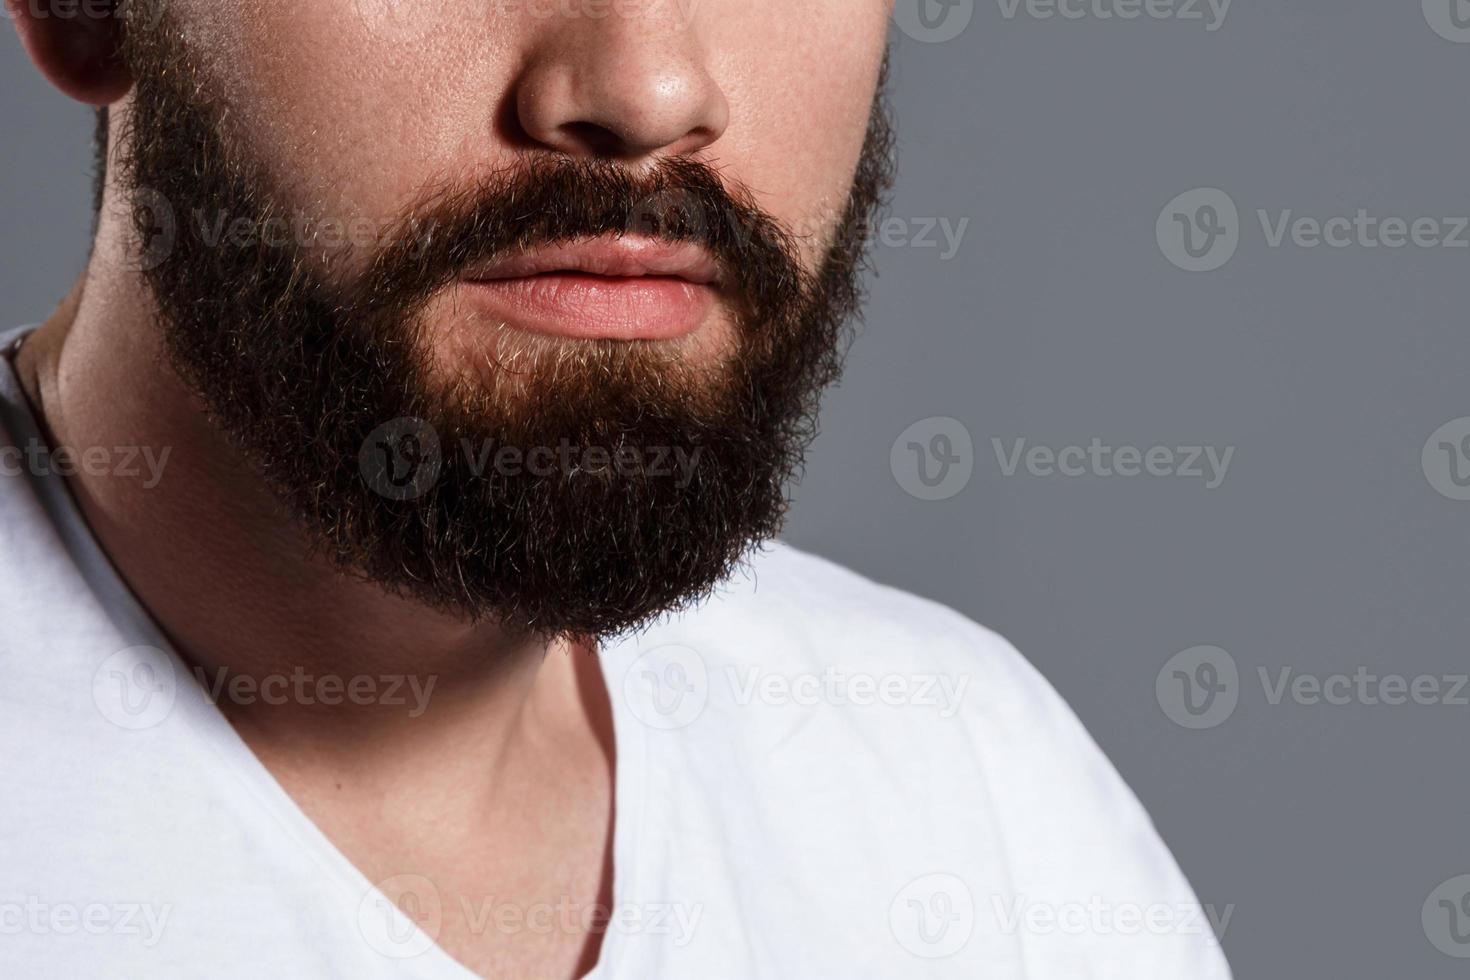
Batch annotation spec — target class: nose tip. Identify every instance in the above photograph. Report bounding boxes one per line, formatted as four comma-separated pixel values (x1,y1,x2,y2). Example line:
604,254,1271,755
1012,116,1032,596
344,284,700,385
514,31,729,161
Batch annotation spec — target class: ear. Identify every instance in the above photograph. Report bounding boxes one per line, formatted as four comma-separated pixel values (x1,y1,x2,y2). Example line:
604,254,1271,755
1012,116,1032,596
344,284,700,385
8,0,132,105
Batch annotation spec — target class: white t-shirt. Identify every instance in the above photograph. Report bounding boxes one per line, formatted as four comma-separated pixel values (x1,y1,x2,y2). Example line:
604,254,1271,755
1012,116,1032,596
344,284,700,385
0,323,1231,979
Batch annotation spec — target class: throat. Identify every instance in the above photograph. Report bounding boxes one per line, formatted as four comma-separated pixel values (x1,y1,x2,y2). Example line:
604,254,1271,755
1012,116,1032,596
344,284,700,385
224,643,618,980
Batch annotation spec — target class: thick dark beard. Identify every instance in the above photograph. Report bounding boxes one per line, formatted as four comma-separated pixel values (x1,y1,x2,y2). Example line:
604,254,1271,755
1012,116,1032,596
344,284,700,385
117,6,895,640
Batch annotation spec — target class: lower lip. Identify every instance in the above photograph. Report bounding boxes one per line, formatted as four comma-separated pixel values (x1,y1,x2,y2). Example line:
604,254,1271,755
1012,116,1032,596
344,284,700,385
458,273,717,341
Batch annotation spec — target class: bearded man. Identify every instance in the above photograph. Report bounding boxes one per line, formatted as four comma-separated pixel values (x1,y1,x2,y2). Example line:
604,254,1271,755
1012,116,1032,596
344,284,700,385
0,1,1230,977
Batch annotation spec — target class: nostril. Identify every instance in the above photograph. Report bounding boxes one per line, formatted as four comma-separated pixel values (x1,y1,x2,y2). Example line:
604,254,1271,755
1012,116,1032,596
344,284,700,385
557,121,634,158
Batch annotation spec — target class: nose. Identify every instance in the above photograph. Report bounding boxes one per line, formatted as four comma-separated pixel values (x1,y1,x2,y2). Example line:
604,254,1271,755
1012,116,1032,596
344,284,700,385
513,9,729,161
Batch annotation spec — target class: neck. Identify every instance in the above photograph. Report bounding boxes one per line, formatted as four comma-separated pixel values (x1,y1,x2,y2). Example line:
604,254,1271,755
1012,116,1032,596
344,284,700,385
15,229,607,781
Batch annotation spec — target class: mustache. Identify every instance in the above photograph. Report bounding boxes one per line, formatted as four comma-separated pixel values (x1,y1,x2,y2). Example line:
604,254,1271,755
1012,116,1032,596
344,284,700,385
355,155,808,318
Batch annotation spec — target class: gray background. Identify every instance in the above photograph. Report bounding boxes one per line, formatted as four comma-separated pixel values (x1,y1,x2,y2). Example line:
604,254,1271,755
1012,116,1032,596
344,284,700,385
5,2,1468,974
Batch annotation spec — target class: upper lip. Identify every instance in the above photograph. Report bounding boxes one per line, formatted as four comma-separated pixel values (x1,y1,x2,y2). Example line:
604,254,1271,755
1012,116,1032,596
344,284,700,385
463,237,721,286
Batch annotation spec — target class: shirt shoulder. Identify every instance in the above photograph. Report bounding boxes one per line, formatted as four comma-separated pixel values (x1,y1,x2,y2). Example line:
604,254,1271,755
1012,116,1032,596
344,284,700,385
713,541,1192,850
696,541,1085,738
707,540,1021,661
623,541,1233,977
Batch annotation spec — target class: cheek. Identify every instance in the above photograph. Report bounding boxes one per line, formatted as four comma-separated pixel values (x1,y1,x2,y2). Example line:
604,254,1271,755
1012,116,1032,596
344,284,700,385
705,5,891,265
180,0,516,226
